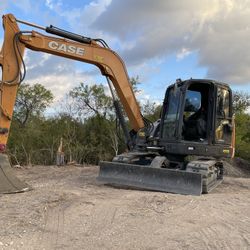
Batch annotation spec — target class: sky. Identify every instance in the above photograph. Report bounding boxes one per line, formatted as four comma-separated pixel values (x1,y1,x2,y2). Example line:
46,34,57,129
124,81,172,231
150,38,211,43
1,0,250,110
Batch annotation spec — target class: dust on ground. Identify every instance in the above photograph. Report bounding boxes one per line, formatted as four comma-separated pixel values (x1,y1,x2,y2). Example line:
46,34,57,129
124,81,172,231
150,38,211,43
0,160,250,250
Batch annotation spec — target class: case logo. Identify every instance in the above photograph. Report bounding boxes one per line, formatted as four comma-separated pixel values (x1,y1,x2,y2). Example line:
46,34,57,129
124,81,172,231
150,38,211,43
48,41,84,56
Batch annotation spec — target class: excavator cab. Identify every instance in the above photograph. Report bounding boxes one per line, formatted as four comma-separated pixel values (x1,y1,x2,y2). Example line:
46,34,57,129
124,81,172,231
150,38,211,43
160,79,234,158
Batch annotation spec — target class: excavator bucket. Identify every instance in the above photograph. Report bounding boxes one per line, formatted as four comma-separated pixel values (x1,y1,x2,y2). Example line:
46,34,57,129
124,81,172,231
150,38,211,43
0,154,30,194
98,161,203,196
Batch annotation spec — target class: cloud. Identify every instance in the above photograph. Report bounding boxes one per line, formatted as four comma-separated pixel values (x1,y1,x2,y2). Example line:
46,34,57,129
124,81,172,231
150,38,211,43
24,51,97,103
11,0,33,13
45,0,61,10
0,2,8,13
67,0,111,29
176,48,192,61
44,0,111,32
42,0,118,51
92,0,250,84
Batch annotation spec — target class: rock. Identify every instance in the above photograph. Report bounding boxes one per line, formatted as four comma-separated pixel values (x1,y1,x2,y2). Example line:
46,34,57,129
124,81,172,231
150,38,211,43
13,165,21,168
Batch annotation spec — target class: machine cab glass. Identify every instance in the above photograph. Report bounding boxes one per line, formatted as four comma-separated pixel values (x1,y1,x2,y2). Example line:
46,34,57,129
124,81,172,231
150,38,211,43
162,81,211,142
215,87,232,144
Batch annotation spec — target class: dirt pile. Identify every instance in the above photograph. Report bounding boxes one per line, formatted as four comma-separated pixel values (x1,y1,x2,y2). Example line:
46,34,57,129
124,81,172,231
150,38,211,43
224,157,250,178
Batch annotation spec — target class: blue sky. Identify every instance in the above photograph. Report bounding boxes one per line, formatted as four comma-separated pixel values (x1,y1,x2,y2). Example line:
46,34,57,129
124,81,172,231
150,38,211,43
1,0,250,108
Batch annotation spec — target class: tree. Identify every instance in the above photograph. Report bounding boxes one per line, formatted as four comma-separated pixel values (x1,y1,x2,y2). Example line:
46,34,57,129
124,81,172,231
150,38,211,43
8,83,53,165
69,83,113,119
43,114,86,164
142,100,162,121
70,82,126,160
130,76,141,94
235,113,250,160
233,91,250,114
14,83,53,126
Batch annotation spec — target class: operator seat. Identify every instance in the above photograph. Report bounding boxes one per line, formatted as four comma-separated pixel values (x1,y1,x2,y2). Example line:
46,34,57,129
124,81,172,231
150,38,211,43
183,107,207,141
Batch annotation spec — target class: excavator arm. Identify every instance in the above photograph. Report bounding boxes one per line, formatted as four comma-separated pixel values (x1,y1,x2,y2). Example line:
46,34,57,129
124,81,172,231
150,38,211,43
0,13,144,151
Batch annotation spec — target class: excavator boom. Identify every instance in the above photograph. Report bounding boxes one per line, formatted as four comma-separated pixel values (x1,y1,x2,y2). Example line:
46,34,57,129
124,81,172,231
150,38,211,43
0,14,144,143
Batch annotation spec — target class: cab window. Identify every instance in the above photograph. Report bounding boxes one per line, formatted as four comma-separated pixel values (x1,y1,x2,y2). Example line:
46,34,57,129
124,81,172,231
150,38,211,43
216,87,232,144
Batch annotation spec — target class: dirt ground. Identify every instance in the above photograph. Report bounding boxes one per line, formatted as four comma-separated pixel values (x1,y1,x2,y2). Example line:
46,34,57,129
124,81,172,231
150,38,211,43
0,163,250,250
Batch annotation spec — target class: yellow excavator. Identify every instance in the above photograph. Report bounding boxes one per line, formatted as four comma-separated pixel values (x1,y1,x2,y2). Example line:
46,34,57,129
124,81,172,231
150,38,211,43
0,14,235,195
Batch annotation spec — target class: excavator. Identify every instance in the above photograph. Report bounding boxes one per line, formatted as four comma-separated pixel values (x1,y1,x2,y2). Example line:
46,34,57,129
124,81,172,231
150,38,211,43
0,14,235,196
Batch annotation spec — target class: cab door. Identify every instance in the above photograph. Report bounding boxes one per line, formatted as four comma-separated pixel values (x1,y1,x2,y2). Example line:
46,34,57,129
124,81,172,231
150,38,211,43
215,86,233,145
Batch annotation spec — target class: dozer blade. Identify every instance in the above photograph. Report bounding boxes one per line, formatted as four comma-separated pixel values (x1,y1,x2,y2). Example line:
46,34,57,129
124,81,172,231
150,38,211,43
98,161,203,196
0,154,30,194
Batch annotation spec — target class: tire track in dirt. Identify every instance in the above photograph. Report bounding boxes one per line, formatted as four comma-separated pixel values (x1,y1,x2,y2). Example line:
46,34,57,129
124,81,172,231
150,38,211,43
32,192,75,250
38,203,64,249
85,203,119,236
198,226,234,250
